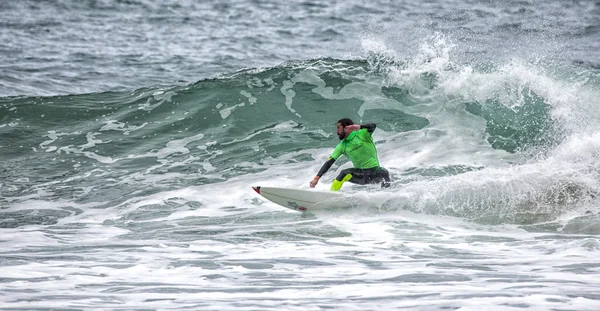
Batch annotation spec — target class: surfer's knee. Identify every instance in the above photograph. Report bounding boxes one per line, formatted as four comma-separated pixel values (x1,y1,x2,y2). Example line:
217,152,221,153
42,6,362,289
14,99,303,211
336,168,352,180
330,173,352,191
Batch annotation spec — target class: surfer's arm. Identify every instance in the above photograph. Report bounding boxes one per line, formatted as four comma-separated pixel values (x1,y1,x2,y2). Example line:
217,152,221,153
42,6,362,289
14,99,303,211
311,142,344,188
360,123,376,133
344,123,376,135
310,158,336,188
317,158,336,178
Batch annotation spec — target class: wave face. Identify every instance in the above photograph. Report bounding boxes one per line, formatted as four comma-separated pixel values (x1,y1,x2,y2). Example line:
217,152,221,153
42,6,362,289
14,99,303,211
3,40,600,227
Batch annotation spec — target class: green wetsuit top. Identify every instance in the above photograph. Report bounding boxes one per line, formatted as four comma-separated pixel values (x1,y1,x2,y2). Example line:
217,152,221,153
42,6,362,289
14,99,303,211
330,129,379,168
316,123,380,178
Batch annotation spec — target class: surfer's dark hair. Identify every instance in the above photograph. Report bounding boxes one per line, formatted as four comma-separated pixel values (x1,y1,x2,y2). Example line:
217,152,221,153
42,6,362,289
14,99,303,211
337,118,354,127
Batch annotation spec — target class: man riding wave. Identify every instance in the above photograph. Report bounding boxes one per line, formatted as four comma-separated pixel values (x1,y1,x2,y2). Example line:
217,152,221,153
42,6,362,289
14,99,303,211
309,118,391,191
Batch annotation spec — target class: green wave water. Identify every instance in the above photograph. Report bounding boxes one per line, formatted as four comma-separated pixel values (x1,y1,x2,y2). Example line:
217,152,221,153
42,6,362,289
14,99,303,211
2,45,600,229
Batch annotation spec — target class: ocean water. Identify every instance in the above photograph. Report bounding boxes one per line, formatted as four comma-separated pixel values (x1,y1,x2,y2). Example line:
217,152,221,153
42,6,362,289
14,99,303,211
2,0,600,310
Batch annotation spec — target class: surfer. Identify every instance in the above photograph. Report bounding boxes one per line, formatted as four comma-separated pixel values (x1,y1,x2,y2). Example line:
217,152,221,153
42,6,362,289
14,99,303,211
309,118,391,191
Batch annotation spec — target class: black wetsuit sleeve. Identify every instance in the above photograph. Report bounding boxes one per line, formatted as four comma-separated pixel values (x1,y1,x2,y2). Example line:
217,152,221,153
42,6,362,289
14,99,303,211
360,123,376,133
316,158,336,177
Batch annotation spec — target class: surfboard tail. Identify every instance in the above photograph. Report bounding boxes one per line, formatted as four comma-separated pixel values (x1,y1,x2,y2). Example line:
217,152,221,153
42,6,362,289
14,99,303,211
252,186,261,194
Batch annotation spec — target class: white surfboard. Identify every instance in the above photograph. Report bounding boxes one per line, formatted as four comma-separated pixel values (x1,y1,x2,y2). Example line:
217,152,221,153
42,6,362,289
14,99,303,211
252,186,355,212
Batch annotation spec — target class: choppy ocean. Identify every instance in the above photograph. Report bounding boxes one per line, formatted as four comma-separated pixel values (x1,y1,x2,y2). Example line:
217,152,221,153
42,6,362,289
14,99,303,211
2,0,600,310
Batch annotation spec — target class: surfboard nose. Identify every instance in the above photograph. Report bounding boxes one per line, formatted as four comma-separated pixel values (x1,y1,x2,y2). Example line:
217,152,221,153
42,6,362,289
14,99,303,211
252,186,261,194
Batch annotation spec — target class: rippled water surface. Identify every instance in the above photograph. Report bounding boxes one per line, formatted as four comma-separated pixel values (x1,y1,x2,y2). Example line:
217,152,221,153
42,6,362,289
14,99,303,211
1,0,600,310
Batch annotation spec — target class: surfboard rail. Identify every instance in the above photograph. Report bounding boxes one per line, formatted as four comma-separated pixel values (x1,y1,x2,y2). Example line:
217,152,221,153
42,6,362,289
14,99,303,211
252,186,348,212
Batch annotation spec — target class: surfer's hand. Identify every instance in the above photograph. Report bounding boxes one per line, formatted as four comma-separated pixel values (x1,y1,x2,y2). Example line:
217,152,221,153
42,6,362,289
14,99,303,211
309,176,319,188
344,124,360,134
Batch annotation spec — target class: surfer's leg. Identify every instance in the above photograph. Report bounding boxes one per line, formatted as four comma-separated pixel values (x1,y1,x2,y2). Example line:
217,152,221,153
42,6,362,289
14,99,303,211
378,167,391,188
330,168,387,191
357,167,390,188
330,168,358,191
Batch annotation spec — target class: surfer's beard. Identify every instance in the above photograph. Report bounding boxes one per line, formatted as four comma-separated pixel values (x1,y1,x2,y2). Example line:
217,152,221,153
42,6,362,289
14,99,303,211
338,132,345,140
